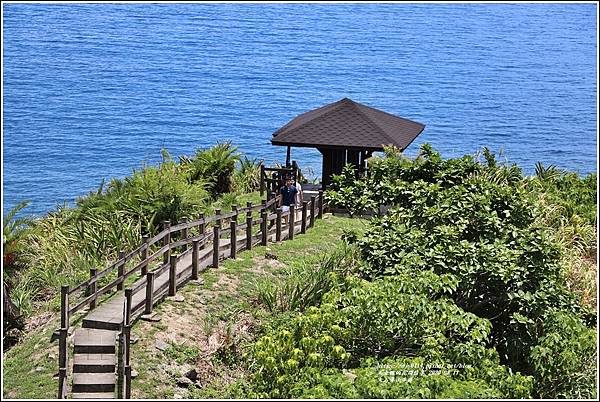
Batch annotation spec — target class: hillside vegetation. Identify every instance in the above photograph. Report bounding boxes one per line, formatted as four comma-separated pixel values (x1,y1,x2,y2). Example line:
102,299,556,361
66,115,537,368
3,143,596,400
2,143,262,348
212,145,595,399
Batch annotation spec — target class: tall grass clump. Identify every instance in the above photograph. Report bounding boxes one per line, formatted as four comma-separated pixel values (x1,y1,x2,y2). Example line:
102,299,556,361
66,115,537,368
257,243,363,313
3,143,263,346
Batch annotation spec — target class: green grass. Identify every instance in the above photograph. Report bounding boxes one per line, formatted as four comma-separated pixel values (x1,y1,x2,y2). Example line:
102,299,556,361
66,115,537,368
2,317,61,399
129,214,366,399
1,214,365,399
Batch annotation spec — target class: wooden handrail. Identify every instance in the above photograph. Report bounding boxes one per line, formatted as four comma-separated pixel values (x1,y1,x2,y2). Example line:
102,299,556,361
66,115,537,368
263,166,294,172
148,227,170,247
59,174,332,399
63,183,315,327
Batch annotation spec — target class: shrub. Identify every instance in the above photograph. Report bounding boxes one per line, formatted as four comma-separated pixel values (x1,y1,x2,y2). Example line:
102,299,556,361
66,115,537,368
246,270,532,399
256,243,363,313
324,144,596,395
530,310,597,399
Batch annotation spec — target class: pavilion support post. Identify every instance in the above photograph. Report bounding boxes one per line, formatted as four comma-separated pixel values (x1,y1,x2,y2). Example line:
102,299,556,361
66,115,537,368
286,146,291,168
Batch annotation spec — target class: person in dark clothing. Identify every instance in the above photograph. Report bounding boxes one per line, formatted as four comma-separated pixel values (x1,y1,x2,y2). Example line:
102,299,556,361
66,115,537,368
280,177,298,224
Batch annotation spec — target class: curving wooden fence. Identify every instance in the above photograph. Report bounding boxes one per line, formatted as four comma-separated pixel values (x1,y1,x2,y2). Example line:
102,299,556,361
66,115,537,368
57,190,327,399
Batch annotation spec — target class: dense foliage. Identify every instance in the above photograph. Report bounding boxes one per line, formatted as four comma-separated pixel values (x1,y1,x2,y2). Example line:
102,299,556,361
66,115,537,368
244,270,532,398
227,145,596,399
2,143,262,338
325,144,597,398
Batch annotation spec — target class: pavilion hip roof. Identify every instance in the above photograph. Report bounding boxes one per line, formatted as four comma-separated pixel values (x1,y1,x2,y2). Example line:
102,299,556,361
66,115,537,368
271,97,425,151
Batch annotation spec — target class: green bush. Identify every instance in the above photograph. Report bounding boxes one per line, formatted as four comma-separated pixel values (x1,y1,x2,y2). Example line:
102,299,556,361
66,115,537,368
180,142,241,196
530,310,597,399
245,270,532,399
256,243,363,313
325,144,596,396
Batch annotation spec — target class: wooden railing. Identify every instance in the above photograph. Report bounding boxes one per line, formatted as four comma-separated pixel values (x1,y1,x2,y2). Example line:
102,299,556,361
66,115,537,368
260,160,300,198
57,190,328,398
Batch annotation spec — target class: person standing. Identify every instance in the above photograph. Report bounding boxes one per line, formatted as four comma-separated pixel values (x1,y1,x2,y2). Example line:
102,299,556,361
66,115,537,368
279,177,297,225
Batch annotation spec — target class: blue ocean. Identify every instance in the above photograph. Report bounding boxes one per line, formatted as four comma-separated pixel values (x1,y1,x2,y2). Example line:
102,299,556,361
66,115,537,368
3,3,597,217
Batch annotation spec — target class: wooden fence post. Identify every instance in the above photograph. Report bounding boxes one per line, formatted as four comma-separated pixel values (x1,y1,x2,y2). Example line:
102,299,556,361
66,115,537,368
199,213,205,236
230,220,237,259
310,196,316,228
117,250,125,291
181,217,188,253
123,288,132,399
163,220,171,265
232,205,238,222
89,268,97,310
215,209,222,228
212,225,220,268
169,255,177,296
271,172,277,195
141,235,149,276
276,208,282,242
192,239,199,280
246,209,253,250
260,164,265,196
301,201,308,234
261,210,268,246
57,285,69,399
318,190,324,219
289,204,296,240
144,272,155,314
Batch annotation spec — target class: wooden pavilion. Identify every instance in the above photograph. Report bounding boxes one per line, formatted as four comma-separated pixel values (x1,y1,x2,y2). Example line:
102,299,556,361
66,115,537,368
271,97,426,189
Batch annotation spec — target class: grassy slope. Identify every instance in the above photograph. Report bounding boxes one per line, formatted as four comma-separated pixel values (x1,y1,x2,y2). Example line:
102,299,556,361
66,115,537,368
2,214,365,399
129,214,366,399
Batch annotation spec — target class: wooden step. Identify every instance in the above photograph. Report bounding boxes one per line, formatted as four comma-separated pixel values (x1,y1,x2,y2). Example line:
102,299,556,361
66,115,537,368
73,328,117,354
72,372,115,393
71,392,115,399
73,353,116,373
81,318,121,331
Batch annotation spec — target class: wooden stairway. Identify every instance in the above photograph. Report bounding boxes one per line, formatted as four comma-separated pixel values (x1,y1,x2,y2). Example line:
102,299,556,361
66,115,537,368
71,328,117,399
60,200,320,399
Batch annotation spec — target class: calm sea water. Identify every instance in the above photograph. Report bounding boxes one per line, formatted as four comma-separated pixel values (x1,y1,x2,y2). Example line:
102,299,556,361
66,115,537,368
3,3,597,217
